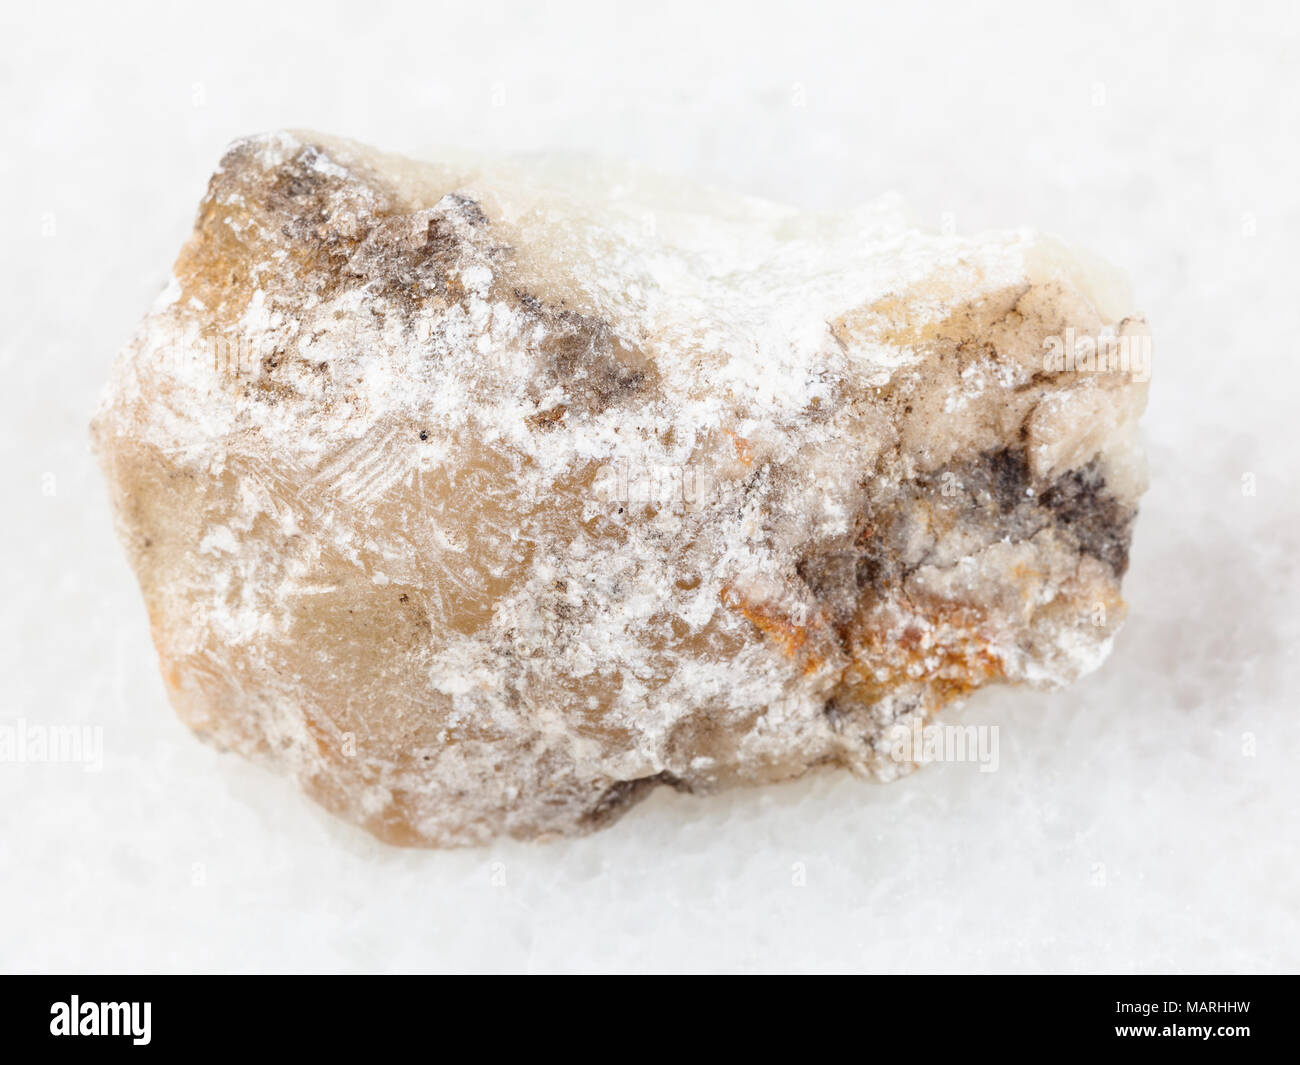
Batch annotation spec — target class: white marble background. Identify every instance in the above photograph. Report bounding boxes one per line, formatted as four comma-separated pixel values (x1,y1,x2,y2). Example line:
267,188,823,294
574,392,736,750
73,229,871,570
2,0,1296,973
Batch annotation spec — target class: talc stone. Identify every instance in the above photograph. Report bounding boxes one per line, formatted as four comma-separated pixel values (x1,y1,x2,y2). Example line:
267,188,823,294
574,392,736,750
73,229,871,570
92,131,1150,845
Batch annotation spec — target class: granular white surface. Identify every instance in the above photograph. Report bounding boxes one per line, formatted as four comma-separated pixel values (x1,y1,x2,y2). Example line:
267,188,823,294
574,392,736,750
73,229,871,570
2,0,1297,973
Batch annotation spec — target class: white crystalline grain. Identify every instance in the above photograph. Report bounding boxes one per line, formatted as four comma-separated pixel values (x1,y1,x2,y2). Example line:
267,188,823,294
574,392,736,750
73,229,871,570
92,131,1150,846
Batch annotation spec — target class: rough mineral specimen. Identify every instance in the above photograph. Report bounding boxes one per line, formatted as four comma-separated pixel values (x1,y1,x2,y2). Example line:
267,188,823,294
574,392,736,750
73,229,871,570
93,131,1150,845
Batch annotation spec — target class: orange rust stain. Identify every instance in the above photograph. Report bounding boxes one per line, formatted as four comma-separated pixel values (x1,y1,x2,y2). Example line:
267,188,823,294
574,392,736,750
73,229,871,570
301,713,337,762
843,598,1006,708
720,584,826,673
162,662,183,693
724,430,754,465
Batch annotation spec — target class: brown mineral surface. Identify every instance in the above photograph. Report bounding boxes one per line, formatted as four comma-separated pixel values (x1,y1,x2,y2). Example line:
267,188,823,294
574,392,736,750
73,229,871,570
93,131,1150,845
